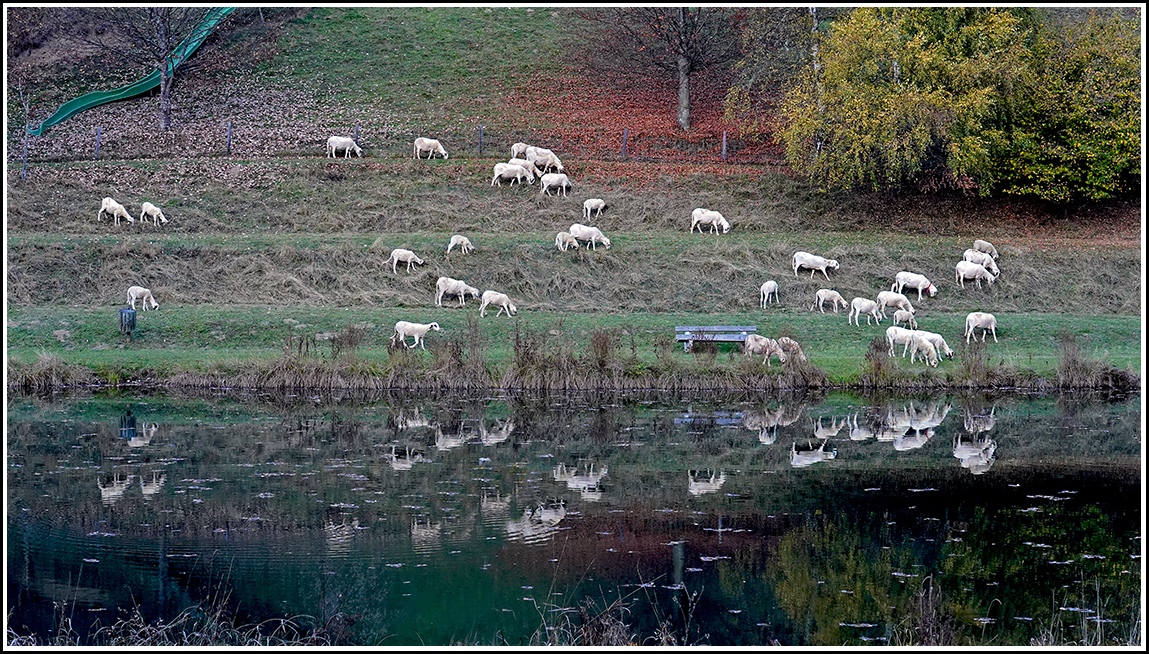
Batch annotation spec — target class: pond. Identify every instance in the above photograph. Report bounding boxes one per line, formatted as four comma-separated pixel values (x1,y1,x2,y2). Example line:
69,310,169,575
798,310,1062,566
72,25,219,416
6,388,1142,646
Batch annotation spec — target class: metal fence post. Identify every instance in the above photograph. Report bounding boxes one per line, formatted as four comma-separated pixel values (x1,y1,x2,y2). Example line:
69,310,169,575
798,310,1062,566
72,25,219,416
622,128,628,158
227,121,232,155
95,126,101,160
722,130,727,162
478,125,483,155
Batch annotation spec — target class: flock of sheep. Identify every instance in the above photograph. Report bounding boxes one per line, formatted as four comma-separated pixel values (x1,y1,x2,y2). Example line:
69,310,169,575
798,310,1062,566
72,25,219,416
107,133,1004,373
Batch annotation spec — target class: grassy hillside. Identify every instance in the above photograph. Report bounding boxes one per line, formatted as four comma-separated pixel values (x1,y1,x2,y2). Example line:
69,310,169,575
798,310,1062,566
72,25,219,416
5,7,1142,390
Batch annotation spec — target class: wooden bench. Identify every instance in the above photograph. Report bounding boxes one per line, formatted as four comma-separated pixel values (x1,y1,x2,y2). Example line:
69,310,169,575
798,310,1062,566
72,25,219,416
675,326,757,352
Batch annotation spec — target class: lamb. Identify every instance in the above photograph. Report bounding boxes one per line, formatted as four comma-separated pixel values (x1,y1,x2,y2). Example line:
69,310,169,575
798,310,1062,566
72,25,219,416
848,297,882,326
391,320,441,350
778,336,807,363
583,198,606,219
507,157,542,178
876,290,914,319
792,251,839,281
810,288,848,314
892,309,918,330
539,172,572,196
955,260,996,289
510,142,531,159
892,271,937,301
383,248,425,273
479,290,517,317
126,285,159,311
759,280,780,307
963,248,1000,275
885,325,918,357
326,135,362,159
743,334,787,366
916,329,955,359
690,208,730,234
435,276,480,307
140,201,169,226
412,137,448,159
492,162,534,186
568,223,611,250
446,234,474,255
909,332,939,367
973,239,999,260
555,231,580,252
98,197,134,226
964,311,998,343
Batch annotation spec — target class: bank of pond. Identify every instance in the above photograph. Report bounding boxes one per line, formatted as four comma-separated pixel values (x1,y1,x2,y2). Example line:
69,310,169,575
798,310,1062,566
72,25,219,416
6,388,1141,646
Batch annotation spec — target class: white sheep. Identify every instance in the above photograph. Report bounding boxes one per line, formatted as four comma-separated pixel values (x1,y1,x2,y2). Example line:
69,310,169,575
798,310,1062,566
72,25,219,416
511,142,530,159
743,334,787,366
963,248,1000,276
526,146,564,173
555,231,580,252
435,276,480,307
885,325,917,357
778,336,807,363
326,135,362,158
492,162,534,186
690,208,730,234
876,290,914,320
916,329,955,359
568,223,611,250
446,234,474,255
140,201,169,226
892,309,918,330
909,332,939,367
413,137,448,159
848,297,882,326
98,197,134,226
126,285,159,311
965,311,998,343
391,320,441,350
892,271,937,301
507,157,542,178
383,248,425,273
810,288,848,314
479,290,517,317
955,260,996,289
973,239,999,260
760,280,780,307
792,251,839,281
583,198,606,219
540,172,572,196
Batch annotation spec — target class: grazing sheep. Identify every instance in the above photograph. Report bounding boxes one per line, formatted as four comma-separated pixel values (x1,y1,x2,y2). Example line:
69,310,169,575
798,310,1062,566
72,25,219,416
507,157,542,178
98,197,134,226
909,332,939,367
555,231,580,252
892,309,918,330
955,260,996,289
963,248,1000,275
391,320,441,350
446,234,474,255
810,288,849,313
876,290,915,320
413,137,448,159
140,201,169,226
885,325,917,357
126,285,159,311
917,330,955,359
435,276,481,307
383,248,425,273
690,208,730,234
326,135,362,158
511,142,531,158
792,251,839,281
583,198,606,219
743,334,787,366
973,239,999,260
778,336,807,363
849,297,882,326
492,162,534,186
760,280,780,307
892,271,937,301
539,172,572,196
479,290,517,317
568,223,611,250
964,311,998,343
526,146,564,173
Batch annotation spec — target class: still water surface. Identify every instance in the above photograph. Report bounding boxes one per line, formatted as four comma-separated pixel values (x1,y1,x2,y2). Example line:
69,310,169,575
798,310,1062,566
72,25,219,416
6,389,1142,646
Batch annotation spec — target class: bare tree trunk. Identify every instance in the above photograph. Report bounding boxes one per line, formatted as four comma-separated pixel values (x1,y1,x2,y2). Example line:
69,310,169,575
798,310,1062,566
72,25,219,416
676,54,691,130
159,70,173,131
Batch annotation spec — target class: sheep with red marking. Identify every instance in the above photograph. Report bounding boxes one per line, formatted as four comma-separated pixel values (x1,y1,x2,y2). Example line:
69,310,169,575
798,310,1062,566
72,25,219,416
892,271,937,301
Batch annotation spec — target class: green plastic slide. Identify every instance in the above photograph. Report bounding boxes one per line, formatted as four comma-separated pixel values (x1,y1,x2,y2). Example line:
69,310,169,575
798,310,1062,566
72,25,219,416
29,7,236,136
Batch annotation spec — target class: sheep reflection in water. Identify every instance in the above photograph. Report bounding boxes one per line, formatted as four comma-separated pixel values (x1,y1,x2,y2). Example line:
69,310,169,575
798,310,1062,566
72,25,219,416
688,470,727,496
505,501,567,545
98,472,134,505
553,462,608,501
790,440,837,468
